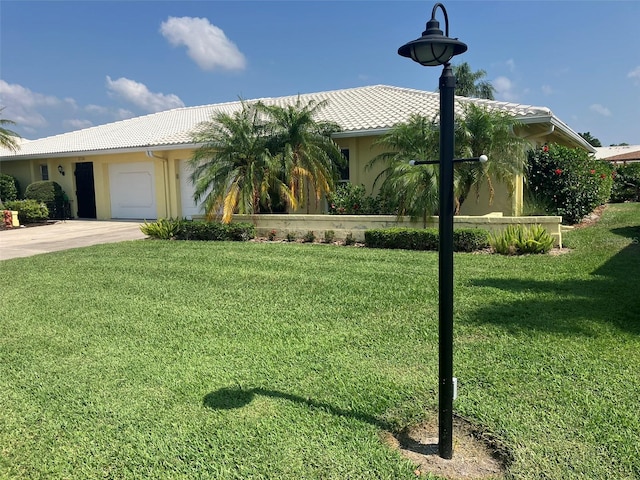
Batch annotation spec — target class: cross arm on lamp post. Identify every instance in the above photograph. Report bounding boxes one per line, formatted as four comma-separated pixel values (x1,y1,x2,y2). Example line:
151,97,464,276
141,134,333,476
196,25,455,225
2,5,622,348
409,155,488,166
398,1,467,460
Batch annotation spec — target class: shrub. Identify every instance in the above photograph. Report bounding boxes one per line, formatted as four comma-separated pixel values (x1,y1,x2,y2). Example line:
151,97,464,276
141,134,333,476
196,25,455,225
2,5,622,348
0,174,19,202
140,218,181,239
453,229,491,252
365,228,438,250
141,219,255,241
526,145,613,224
4,199,49,224
285,231,297,242
365,227,489,252
302,231,316,243
267,229,277,241
323,230,335,243
489,224,555,255
343,232,356,246
24,181,68,219
327,183,398,215
610,163,640,203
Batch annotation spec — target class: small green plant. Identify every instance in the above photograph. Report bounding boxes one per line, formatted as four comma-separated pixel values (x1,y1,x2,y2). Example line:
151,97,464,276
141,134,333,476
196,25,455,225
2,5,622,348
286,231,297,242
4,199,49,224
489,224,555,255
343,232,356,246
140,218,181,239
267,229,277,241
302,230,316,243
323,230,335,243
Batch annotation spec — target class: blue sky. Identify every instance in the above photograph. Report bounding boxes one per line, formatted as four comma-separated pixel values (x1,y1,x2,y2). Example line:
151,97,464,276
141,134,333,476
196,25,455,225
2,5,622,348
1,1,639,146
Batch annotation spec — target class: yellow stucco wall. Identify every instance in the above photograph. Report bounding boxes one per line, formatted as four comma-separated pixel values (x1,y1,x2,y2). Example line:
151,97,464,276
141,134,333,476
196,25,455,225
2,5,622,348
1,132,528,219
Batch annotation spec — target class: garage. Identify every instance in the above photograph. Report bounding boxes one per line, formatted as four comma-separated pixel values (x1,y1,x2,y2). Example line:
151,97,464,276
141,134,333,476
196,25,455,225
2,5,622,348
109,162,157,219
180,159,208,219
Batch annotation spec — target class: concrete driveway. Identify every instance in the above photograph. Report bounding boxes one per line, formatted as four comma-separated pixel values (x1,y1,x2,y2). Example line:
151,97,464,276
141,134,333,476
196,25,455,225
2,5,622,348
0,220,147,260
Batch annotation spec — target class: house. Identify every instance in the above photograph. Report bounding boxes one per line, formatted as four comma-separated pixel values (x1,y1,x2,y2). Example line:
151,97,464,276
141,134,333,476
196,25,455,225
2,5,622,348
0,85,594,220
594,145,640,165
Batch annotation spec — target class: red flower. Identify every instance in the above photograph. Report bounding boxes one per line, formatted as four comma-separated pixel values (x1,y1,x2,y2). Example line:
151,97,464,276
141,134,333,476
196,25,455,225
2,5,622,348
600,173,607,179
543,145,549,152
554,168,563,175
590,169,596,174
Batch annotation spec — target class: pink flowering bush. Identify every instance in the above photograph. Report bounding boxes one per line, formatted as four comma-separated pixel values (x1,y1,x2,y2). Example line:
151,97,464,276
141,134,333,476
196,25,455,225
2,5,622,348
526,144,613,224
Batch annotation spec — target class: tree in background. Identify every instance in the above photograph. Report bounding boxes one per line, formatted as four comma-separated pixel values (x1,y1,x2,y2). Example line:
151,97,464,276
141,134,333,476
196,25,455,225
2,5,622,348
452,63,495,100
579,132,602,147
0,108,21,152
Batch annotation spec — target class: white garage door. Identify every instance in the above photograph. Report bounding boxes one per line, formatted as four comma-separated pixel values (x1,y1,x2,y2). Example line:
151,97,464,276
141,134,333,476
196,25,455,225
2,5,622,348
109,162,157,219
180,160,206,219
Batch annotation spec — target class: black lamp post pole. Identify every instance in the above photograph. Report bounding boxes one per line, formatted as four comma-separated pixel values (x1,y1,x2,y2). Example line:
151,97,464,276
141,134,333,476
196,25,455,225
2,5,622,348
397,2,467,460
438,62,456,460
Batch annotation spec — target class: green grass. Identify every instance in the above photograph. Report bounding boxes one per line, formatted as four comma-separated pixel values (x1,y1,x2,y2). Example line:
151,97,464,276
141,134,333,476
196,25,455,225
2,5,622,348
1,203,639,479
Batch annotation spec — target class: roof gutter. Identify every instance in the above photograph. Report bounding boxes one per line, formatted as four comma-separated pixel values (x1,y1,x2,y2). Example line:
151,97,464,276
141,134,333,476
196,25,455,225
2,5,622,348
0,142,203,161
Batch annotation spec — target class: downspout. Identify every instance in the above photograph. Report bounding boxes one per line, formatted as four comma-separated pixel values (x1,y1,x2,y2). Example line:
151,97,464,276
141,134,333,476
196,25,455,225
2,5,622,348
146,149,171,218
163,159,171,218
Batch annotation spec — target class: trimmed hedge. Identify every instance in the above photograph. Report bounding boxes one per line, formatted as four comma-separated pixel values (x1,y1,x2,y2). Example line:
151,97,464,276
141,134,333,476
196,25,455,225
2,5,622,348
24,181,68,219
4,199,49,224
364,227,489,252
141,218,256,241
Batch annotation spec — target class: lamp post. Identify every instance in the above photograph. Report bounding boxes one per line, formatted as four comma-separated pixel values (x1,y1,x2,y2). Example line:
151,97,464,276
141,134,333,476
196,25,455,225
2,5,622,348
398,2,467,460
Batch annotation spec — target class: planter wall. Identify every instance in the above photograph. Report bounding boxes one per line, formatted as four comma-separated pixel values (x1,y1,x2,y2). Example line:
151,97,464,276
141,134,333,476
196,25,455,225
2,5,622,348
230,213,564,247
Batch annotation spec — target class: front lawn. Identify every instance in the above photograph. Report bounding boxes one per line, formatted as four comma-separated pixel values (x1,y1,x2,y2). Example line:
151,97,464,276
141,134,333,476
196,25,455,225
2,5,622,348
1,203,638,479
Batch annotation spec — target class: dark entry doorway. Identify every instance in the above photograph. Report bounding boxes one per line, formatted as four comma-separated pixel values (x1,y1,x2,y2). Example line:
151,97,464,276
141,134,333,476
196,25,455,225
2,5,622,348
75,162,97,218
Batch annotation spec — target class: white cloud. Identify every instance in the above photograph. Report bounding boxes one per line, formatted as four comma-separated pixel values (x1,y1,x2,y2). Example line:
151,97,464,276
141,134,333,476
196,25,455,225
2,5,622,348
505,59,516,73
64,119,94,130
541,85,553,95
160,16,246,71
590,104,612,117
493,76,519,102
105,76,185,112
628,66,640,85
86,104,109,115
0,80,62,128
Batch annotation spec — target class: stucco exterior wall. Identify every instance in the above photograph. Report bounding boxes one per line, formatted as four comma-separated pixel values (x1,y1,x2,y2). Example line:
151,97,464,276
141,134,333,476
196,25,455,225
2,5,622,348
1,133,526,219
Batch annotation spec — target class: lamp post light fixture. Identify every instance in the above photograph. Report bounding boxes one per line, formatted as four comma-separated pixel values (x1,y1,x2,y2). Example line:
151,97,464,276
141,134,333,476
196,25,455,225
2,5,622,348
398,2,468,460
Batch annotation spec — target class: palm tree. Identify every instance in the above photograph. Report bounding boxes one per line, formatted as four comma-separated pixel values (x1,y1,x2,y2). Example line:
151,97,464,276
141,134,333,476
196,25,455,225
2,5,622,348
452,63,495,100
0,108,21,152
369,114,440,225
454,103,527,210
189,102,294,223
371,105,526,219
256,98,344,213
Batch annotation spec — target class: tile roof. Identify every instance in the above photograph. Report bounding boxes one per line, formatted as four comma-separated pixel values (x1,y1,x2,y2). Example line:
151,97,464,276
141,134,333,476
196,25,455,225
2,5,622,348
594,145,640,161
1,85,578,159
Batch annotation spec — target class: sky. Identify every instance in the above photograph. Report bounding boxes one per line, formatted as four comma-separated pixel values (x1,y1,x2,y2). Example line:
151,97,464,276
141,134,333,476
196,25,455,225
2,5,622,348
1,0,639,146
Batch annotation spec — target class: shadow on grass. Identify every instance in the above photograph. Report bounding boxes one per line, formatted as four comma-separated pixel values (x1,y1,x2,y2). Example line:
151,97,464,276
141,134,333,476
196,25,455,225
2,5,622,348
203,386,392,430
469,226,640,335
